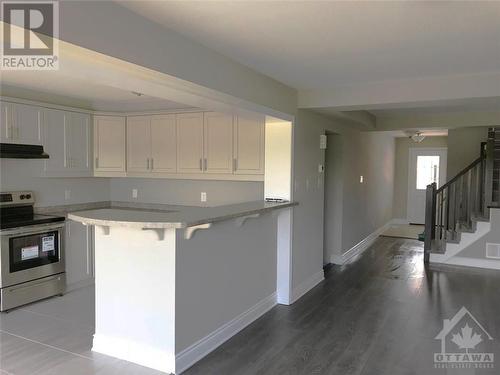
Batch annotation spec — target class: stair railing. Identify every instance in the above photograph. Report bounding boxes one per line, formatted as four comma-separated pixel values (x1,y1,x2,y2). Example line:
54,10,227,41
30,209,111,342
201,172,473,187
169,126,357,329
424,141,491,263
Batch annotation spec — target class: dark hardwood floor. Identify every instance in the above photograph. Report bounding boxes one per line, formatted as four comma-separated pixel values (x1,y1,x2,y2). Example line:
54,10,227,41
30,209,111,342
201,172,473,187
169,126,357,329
184,237,500,375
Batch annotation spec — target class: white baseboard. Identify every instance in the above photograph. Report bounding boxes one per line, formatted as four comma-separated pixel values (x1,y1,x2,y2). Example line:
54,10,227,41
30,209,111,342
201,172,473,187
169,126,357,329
430,256,500,271
176,292,277,374
289,269,324,305
66,278,94,292
330,221,393,265
93,334,175,374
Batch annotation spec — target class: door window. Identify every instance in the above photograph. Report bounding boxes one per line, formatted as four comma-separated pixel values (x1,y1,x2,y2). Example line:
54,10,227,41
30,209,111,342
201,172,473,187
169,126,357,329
416,155,440,190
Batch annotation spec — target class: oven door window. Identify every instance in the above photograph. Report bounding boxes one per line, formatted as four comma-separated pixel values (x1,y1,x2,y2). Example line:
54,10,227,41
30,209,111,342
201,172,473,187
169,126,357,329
9,231,60,273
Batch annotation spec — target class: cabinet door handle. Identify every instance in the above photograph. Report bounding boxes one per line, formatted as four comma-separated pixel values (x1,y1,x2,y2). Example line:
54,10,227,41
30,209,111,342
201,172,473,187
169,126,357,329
147,158,150,170
95,157,99,168
199,158,203,171
151,158,154,170
233,158,238,171
204,158,207,171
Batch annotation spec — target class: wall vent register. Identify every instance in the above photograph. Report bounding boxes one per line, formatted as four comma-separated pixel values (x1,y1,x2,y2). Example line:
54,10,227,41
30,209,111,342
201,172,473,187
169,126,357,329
486,243,500,259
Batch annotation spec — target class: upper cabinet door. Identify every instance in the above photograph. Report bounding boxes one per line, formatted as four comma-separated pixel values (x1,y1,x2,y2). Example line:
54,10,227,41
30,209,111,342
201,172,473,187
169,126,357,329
233,115,265,175
1,102,43,144
127,116,151,173
43,109,68,174
0,102,14,143
68,112,91,173
151,114,176,173
176,112,204,174
94,116,126,172
14,103,43,145
204,112,233,174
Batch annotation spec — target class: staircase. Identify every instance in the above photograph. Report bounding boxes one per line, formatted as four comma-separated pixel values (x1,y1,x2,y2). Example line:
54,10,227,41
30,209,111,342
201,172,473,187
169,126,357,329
424,127,500,263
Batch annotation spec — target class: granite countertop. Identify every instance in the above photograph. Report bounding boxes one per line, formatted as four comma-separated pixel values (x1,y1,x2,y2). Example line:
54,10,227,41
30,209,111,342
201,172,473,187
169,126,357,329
67,200,297,229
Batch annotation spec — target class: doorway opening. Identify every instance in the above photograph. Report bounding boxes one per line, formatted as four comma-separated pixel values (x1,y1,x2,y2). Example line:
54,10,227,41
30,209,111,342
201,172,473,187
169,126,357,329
407,147,447,224
323,132,343,265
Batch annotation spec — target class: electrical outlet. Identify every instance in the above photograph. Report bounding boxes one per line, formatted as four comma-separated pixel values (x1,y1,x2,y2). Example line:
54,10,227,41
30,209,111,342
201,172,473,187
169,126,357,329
201,192,207,202
64,190,71,201
132,189,138,199
360,175,364,183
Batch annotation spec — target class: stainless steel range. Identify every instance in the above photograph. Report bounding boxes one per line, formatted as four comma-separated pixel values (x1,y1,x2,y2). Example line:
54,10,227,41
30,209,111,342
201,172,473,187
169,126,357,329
0,191,66,311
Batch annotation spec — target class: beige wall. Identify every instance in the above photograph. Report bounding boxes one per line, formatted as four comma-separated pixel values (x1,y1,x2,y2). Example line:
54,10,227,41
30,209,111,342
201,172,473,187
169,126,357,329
339,131,395,253
447,127,489,179
321,126,396,264
392,136,448,220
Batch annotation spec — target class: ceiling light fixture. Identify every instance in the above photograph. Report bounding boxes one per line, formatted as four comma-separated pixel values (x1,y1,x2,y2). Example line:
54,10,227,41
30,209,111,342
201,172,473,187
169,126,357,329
410,132,426,143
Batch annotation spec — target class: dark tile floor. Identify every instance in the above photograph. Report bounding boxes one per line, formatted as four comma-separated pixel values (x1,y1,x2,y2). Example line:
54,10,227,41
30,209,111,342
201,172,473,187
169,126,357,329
185,237,500,375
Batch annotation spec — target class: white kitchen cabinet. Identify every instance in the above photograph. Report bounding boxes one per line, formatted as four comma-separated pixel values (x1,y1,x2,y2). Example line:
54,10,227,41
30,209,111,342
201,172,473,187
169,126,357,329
233,114,265,175
42,109,91,177
65,220,94,289
94,115,126,174
151,114,176,173
127,116,151,172
67,112,91,173
176,112,204,174
0,102,14,143
42,109,67,174
126,114,177,174
204,112,233,174
0,101,42,145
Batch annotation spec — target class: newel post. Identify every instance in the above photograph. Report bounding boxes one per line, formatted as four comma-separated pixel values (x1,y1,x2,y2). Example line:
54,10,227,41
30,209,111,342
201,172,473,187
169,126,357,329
424,182,437,264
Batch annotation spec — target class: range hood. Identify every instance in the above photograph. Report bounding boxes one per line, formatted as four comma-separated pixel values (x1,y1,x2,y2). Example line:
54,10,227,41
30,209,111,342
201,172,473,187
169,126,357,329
0,143,49,159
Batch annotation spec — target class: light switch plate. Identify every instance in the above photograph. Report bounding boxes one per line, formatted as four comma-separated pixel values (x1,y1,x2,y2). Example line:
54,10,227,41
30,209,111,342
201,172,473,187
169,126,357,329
319,134,327,149
201,192,207,202
132,189,138,199
64,190,71,201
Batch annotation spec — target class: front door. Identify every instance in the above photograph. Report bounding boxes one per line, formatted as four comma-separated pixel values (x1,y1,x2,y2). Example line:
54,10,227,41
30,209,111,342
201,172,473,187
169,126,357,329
407,148,447,224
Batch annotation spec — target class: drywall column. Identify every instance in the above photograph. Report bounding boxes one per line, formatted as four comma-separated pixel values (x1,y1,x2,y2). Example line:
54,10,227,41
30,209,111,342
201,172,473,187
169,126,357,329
92,226,177,373
277,207,293,304
264,120,293,304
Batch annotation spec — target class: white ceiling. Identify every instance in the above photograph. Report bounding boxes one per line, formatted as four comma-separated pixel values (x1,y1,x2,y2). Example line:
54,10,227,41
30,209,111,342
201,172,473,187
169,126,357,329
1,70,194,112
120,1,500,91
368,96,500,117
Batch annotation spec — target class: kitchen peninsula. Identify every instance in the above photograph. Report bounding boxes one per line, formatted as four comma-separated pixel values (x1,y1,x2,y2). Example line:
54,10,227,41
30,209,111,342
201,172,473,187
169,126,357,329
69,200,296,374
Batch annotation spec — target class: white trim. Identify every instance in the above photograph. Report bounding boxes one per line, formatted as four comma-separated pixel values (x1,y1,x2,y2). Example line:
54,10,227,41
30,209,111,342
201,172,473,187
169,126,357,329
430,256,500,271
289,269,324,305
330,221,393,265
93,334,175,374
176,292,277,374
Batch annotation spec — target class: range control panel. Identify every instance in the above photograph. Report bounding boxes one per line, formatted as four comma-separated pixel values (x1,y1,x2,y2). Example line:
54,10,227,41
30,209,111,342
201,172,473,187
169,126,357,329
0,191,35,206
